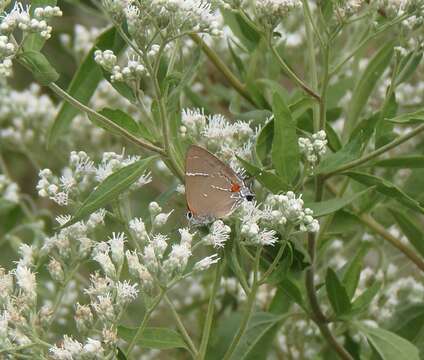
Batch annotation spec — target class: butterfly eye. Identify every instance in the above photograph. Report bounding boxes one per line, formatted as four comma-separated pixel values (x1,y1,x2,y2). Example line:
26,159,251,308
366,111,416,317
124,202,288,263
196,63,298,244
186,211,193,220
245,194,254,202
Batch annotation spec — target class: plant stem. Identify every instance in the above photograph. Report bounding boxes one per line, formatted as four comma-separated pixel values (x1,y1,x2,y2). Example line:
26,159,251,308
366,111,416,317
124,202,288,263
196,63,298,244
222,247,261,360
359,214,424,272
198,263,223,359
189,33,257,107
324,122,424,177
259,241,287,284
126,290,166,355
269,40,321,102
48,83,166,156
47,263,80,327
164,295,198,357
302,0,320,132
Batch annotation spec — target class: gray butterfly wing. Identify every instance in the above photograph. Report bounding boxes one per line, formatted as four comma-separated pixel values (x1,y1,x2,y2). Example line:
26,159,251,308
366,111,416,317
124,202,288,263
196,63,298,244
185,145,241,218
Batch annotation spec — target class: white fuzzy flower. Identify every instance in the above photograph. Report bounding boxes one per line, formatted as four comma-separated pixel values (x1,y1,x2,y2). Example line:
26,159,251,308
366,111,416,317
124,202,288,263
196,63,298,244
163,243,192,272
151,234,168,259
83,338,104,356
194,254,220,271
116,280,139,305
93,251,116,279
129,217,149,243
204,220,231,248
15,264,36,299
153,210,174,227
108,232,125,265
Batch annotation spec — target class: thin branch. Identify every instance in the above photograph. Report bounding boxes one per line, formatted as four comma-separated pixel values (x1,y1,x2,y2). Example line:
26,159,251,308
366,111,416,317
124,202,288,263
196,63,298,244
189,33,257,107
324,122,424,177
269,41,321,102
48,83,166,156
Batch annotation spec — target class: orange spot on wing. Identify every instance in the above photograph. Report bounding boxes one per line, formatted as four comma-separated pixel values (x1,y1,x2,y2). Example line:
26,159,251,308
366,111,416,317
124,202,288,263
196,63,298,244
231,183,241,193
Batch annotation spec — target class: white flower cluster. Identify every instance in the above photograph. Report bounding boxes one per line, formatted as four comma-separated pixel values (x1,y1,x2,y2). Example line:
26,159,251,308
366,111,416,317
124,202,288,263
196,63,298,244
298,130,327,168
0,83,57,146
0,249,39,350
180,108,257,167
49,336,104,359
204,220,232,248
254,0,302,29
239,201,279,246
94,49,146,83
36,150,151,206
105,0,221,39
0,3,62,77
126,205,220,288
0,174,19,203
263,191,320,233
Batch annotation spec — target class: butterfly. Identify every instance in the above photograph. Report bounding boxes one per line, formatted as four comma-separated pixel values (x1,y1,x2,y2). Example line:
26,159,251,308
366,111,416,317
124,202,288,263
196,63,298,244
185,145,254,224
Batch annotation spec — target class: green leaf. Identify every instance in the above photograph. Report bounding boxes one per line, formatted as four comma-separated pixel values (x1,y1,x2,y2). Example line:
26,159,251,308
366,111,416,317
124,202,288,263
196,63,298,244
369,155,424,168
271,92,299,184
231,312,285,360
278,277,305,310
305,187,372,217
317,137,361,174
117,347,127,360
64,157,154,227
23,0,57,51
237,157,288,193
357,323,420,360
389,304,424,351
100,68,137,103
18,51,59,85
48,27,125,147
345,171,424,214
89,108,155,143
351,281,381,314
118,326,187,350
325,122,342,152
342,244,368,299
386,109,424,124
395,50,423,86
388,208,424,257
221,9,260,51
325,268,351,316
347,41,394,133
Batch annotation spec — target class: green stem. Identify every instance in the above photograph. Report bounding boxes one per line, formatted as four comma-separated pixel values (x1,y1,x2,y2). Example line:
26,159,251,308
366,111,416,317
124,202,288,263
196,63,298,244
164,295,198,357
198,262,223,359
126,290,166,355
302,0,325,49
269,40,321,102
222,247,261,360
302,0,320,131
324,122,424,177
47,263,80,327
259,241,287,284
189,33,257,107
48,83,166,156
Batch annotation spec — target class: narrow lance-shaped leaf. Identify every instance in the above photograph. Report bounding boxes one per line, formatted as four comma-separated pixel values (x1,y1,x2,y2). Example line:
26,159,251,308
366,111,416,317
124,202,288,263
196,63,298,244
18,51,59,85
48,27,126,147
368,156,424,169
350,281,381,314
347,41,394,133
386,108,424,124
118,326,187,350
388,208,424,258
230,312,287,360
345,171,424,214
325,268,351,316
342,244,369,299
237,156,288,193
356,323,420,360
271,92,299,184
305,187,372,217
89,108,156,143
64,157,155,228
